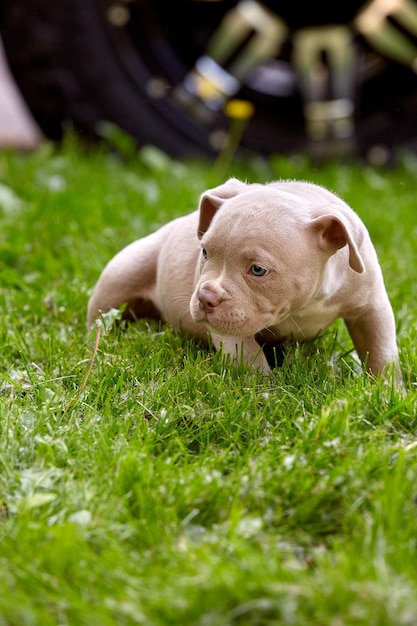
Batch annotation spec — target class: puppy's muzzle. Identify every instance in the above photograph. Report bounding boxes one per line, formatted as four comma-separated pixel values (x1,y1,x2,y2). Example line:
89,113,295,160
198,287,224,314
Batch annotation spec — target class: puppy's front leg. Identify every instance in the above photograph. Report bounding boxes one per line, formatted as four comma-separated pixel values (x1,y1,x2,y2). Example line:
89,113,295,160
210,333,270,373
345,305,402,386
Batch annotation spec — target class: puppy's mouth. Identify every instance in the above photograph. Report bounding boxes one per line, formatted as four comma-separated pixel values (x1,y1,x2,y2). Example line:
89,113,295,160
199,318,248,337
192,309,249,336
191,300,283,338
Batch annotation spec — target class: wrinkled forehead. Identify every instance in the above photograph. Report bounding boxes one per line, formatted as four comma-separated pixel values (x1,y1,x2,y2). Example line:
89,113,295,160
206,187,309,236
201,202,308,259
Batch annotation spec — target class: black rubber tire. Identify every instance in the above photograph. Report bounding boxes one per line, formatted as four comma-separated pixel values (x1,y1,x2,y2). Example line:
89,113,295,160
1,0,417,159
0,0,213,156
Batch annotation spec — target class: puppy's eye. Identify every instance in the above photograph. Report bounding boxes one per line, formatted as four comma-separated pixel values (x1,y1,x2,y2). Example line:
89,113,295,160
249,265,268,277
201,248,208,260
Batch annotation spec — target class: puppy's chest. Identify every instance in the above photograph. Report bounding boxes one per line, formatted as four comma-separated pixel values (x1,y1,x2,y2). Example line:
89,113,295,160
266,300,341,342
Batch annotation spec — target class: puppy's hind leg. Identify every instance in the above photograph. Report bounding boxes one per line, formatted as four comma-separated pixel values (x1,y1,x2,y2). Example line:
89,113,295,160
345,303,402,387
87,228,167,328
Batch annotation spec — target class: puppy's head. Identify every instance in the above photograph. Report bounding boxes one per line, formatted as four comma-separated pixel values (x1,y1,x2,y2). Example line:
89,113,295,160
190,178,366,337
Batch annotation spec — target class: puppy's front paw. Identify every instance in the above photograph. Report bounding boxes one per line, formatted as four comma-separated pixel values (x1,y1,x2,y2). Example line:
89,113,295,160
211,334,271,373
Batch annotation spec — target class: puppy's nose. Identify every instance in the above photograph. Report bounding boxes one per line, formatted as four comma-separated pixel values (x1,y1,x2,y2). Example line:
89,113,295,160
198,288,222,313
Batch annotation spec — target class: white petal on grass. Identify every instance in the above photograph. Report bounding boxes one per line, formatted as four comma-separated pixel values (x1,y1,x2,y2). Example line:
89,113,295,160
0,182,24,212
23,493,57,509
68,510,92,526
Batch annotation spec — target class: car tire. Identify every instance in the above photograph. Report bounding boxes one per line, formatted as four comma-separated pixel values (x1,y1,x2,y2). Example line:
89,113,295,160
1,0,417,161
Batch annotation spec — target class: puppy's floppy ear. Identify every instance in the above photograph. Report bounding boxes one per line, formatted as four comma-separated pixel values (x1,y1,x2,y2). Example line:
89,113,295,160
309,214,365,273
197,178,248,238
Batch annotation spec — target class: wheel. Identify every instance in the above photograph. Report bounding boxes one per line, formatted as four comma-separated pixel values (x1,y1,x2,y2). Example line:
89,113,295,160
1,0,417,161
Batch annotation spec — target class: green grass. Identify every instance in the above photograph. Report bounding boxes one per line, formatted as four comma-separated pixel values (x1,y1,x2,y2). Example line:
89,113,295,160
1,137,417,625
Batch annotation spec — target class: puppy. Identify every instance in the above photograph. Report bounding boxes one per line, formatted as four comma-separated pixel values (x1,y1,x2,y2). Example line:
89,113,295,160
87,178,402,384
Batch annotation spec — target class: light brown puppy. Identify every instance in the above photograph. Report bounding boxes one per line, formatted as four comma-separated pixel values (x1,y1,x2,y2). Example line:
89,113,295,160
87,178,401,383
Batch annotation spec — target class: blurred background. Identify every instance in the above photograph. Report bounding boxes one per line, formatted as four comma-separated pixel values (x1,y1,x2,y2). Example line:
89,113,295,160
1,0,417,163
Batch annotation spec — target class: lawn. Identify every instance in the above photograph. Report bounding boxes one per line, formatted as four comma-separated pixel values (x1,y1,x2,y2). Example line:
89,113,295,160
1,137,417,625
